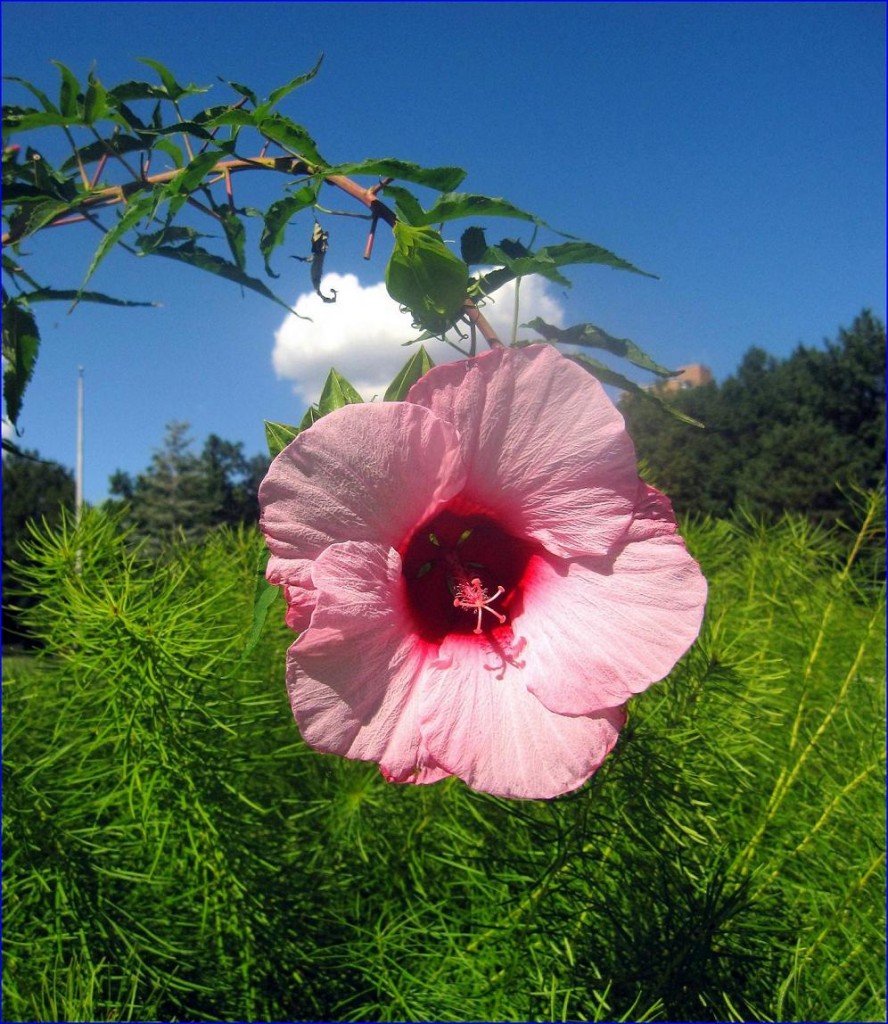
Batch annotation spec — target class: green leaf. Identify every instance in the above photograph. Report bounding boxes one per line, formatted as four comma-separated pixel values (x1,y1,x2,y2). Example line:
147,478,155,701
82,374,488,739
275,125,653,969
50,60,81,118
21,288,157,308
379,184,426,226
137,58,209,101
383,347,435,401
107,79,177,103
219,209,247,271
264,420,301,458
149,240,297,314
388,190,572,234
471,239,658,300
61,134,149,173
256,55,324,117
566,351,704,428
256,114,327,167
385,223,468,335
260,187,318,275
223,79,258,106
325,159,466,192
2,290,40,426
242,572,280,659
318,369,364,416
77,192,159,296
83,71,109,125
543,240,658,278
524,318,676,377
153,137,185,168
461,226,488,265
299,405,321,430
3,75,59,114
165,150,223,196
5,197,83,244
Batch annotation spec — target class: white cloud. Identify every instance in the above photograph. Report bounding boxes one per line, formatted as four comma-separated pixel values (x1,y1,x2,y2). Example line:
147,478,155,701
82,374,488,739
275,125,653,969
272,271,565,404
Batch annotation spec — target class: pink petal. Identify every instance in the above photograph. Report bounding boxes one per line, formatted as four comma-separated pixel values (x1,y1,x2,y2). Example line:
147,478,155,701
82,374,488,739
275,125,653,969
517,483,708,715
406,345,639,558
417,634,626,799
286,541,436,781
260,402,465,590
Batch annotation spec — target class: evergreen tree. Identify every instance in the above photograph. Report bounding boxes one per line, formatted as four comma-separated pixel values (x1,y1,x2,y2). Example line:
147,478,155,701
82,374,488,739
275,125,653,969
620,311,886,521
108,423,269,552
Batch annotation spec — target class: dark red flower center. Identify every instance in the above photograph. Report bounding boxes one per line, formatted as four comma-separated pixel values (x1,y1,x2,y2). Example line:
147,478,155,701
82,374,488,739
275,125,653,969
400,506,536,643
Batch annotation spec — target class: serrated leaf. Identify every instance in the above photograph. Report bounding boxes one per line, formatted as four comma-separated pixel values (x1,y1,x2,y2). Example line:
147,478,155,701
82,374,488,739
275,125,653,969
566,352,704,428
257,55,324,117
223,79,258,106
471,239,658,300
2,290,40,426
318,368,364,415
137,58,209,101
326,159,466,192
51,60,81,119
83,72,109,125
107,80,175,103
219,209,247,271
165,150,223,196
136,224,209,252
149,240,297,314
204,108,257,129
386,223,468,335
6,197,82,244
22,288,157,308
525,318,676,377
383,347,435,401
264,420,301,458
61,134,148,173
3,75,59,114
381,184,426,226
153,138,185,168
256,114,327,167
260,187,318,274
391,191,573,235
77,193,158,296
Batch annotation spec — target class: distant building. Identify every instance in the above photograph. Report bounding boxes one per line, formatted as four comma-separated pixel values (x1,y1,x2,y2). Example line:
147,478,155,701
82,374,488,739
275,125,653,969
652,363,713,394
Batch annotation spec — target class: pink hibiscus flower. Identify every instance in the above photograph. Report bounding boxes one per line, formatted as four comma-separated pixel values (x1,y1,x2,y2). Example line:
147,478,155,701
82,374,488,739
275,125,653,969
259,344,707,800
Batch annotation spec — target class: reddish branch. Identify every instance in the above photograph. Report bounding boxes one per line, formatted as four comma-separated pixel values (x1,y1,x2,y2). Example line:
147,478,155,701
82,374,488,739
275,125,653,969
2,155,503,348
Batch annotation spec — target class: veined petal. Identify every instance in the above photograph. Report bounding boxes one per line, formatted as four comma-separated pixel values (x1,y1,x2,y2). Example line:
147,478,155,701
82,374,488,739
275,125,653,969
519,483,708,715
406,345,639,557
287,541,435,781
417,634,626,799
260,402,465,586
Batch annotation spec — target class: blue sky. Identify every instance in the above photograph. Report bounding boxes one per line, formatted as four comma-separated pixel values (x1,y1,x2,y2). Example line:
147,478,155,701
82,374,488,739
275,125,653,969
2,1,885,504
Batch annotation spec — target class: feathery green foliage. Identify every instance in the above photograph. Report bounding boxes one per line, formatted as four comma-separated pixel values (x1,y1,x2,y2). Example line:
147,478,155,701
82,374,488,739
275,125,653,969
3,495,884,1022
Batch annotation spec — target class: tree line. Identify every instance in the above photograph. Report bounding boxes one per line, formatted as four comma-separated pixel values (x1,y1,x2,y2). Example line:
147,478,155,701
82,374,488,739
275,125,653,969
619,310,885,522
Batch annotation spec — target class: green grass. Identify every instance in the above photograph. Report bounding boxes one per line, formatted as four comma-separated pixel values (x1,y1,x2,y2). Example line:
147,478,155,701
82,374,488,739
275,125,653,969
2,497,884,1022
